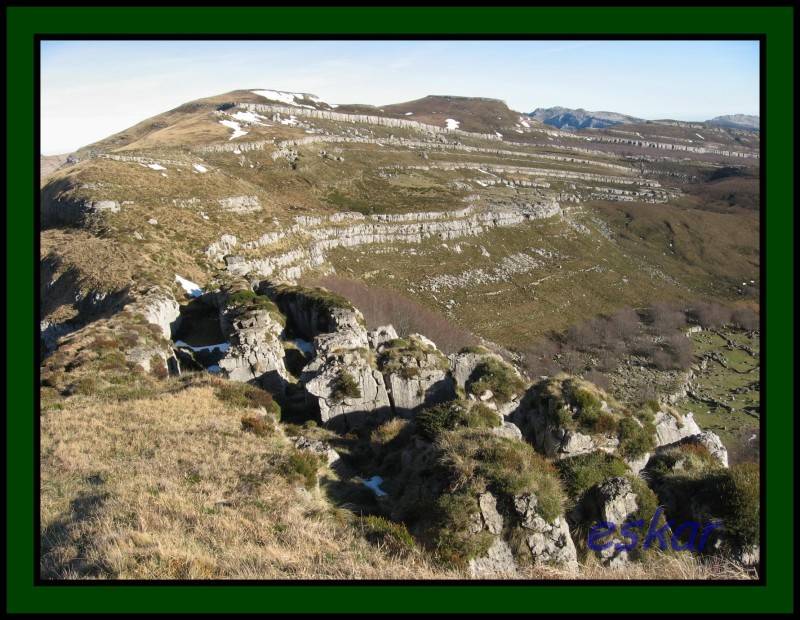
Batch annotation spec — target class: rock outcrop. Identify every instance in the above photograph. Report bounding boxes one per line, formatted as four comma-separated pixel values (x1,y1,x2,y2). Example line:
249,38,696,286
377,334,455,416
513,492,579,570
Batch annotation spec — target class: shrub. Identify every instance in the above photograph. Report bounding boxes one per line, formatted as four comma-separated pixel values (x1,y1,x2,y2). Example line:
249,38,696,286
617,416,656,459
731,307,759,331
467,358,525,403
556,451,630,501
717,462,760,548
330,370,361,403
430,493,494,566
215,382,281,416
240,415,274,437
149,354,168,379
360,515,416,557
416,401,499,441
282,450,323,490
646,443,718,479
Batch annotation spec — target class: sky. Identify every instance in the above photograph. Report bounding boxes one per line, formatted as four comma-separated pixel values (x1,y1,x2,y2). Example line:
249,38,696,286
40,40,759,154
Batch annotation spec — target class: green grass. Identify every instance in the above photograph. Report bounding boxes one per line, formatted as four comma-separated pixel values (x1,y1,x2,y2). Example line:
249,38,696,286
555,451,630,502
415,400,499,441
215,382,281,417
467,358,525,403
330,370,361,403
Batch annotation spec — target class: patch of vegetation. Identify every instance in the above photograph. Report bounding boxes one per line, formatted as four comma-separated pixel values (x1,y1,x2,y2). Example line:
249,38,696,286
415,400,499,441
149,354,168,379
645,443,719,479
617,416,656,459
240,415,275,437
378,335,449,378
281,450,323,490
359,515,416,557
440,429,564,522
330,370,361,403
556,451,629,501
429,493,495,567
467,358,525,403
215,382,281,417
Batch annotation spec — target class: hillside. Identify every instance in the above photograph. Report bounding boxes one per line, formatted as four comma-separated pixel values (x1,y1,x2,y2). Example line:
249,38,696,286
529,106,642,130
706,114,760,131
39,88,760,580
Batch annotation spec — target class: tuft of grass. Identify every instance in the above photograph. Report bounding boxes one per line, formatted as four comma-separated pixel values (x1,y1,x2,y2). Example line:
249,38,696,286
282,450,323,490
429,493,495,567
617,416,656,459
215,383,281,417
330,370,361,403
415,400,498,441
360,515,416,557
467,358,525,403
240,415,275,437
556,451,630,502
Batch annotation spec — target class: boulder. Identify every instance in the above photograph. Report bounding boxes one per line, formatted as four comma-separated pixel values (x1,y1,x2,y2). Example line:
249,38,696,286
468,538,518,578
657,430,729,468
583,476,639,567
368,324,398,349
293,435,341,467
653,410,701,447
514,493,578,570
478,492,504,534
378,334,455,416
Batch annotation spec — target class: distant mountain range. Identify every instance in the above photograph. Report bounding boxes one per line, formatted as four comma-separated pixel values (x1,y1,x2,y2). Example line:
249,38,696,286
529,107,759,132
528,107,642,130
705,114,760,130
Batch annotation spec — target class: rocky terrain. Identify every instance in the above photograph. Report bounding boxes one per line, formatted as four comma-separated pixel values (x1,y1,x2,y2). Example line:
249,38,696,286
39,88,760,580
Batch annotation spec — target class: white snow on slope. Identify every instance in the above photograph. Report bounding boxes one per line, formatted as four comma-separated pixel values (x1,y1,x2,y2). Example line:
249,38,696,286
232,110,267,124
193,164,208,173
695,133,705,140
445,118,460,130
147,163,166,171
405,111,414,116
219,120,247,140
175,274,203,298
278,115,298,126
252,89,316,108
174,340,230,353
363,476,387,497
519,118,531,128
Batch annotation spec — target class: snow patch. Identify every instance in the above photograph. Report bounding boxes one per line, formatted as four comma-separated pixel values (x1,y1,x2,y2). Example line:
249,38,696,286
147,163,166,171
445,118,460,130
232,110,267,124
219,119,247,140
252,89,316,108
695,133,705,140
174,340,230,353
175,274,203,298
193,164,208,173
404,111,414,116
519,118,530,128
363,476,387,497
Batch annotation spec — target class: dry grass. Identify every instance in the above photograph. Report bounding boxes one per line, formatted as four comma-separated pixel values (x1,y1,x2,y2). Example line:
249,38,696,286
39,385,458,580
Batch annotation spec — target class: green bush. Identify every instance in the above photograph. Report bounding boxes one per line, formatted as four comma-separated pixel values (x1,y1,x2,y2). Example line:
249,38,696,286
330,370,361,402
282,450,323,490
215,382,281,417
430,492,494,566
416,401,499,441
467,358,525,403
617,416,656,459
711,462,760,549
360,515,416,557
556,451,629,501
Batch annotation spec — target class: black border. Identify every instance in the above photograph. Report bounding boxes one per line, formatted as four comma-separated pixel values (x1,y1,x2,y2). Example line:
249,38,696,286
34,31,767,588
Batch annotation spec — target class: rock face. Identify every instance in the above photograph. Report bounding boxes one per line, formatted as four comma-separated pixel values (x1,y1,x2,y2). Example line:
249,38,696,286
303,347,391,427
267,284,391,427
216,286,291,391
468,538,518,578
368,325,398,350
137,286,181,339
513,493,578,570
293,435,341,467
377,334,455,416
658,430,729,468
583,477,639,568
514,397,619,460
653,410,702,447
218,195,262,213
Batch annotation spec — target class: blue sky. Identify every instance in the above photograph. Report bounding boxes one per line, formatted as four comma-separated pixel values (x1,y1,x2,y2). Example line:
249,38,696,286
40,40,759,154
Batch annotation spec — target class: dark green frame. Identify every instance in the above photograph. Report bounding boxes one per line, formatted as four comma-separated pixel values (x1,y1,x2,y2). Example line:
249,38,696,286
6,4,794,614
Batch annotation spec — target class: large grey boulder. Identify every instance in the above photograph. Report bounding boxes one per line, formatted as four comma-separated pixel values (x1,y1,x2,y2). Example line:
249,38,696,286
653,410,701,447
137,286,181,339
583,476,639,568
368,324,398,349
514,493,578,570
468,538,518,578
378,334,455,416
656,430,729,468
